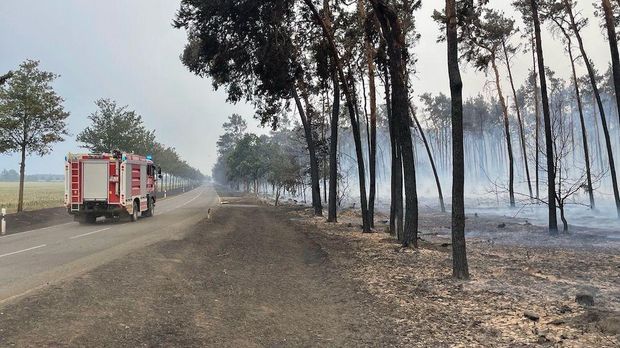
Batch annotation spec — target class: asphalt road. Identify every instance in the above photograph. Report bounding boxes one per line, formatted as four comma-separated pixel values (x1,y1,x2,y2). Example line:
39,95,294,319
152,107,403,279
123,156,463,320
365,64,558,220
0,185,218,305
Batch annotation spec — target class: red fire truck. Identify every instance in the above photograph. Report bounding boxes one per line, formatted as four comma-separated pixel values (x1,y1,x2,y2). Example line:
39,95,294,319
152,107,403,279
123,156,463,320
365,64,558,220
64,151,161,224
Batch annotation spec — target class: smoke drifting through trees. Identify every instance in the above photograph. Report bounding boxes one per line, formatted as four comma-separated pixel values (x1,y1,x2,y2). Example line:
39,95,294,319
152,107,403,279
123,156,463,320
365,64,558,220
177,0,620,278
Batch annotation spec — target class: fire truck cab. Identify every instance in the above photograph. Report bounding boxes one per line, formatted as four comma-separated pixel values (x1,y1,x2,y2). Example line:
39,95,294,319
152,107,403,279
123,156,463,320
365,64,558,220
65,151,160,224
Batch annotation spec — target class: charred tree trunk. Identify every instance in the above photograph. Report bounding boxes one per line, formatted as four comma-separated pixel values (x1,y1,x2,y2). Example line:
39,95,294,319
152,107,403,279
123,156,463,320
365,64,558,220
328,68,340,222
531,33,541,201
385,64,403,239
371,0,418,247
304,0,370,231
388,93,404,240
503,38,533,199
566,0,620,218
491,56,516,208
559,202,568,233
570,50,595,209
447,0,469,279
292,88,323,217
553,20,596,209
410,103,446,212
602,0,620,129
358,0,378,228
369,73,378,229
532,0,559,234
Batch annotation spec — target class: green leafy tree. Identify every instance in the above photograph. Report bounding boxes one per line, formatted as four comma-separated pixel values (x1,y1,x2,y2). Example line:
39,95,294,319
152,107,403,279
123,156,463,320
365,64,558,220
0,60,70,212
268,143,302,206
226,134,264,191
77,98,155,155
213,114,248,185
217,114,247,155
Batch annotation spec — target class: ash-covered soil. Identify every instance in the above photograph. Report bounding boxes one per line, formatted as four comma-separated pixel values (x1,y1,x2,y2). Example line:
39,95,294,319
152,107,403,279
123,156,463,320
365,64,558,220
0,196,399,347
289,206,620,347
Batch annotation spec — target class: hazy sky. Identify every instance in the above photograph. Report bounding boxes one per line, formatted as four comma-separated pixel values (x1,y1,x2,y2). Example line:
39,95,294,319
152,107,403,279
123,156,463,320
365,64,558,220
0,0,613,175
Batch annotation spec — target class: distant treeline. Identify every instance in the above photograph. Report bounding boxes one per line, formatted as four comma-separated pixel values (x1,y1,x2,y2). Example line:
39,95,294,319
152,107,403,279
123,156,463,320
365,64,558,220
0,169,63,182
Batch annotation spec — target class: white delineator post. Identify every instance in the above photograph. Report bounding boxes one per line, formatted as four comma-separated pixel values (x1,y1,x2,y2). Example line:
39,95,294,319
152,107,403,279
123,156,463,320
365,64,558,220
1,208,6,235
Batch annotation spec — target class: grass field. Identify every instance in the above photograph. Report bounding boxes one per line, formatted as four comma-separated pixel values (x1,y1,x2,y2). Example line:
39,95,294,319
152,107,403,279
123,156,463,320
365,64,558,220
0,181,65,213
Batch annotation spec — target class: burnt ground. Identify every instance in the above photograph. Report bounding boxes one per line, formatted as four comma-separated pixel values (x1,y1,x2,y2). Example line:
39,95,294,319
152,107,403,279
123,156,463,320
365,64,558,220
288,206,620,347
0,194,399,347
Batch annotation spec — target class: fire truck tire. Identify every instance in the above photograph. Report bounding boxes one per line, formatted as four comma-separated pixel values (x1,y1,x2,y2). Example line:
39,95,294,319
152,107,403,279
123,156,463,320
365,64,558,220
142,197,154,217
130,201,139,222
79,214,96,224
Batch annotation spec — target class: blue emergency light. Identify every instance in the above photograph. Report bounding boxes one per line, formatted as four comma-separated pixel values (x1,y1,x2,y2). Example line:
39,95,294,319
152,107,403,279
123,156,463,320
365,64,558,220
146,155,153,160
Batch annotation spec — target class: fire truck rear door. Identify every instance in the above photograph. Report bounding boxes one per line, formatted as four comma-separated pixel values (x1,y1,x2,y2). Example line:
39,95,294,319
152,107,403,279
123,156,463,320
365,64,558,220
82,161,109,201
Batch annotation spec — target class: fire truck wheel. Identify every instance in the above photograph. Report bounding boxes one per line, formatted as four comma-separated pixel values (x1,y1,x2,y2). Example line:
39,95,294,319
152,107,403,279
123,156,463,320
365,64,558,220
79,214,96,224
130,201,139,222
142,198,154,217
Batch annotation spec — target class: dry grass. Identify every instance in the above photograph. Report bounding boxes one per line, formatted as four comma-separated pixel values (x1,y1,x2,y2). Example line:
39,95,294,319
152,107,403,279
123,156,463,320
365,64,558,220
0,181,64,213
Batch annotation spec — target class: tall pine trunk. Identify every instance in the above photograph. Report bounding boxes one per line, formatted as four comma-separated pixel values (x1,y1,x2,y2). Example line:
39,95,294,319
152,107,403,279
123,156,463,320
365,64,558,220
531,33,541,200
390,104,404,241
410,103,445,212
372,0,418,247
303,0,370,231
532,0,559,234
385,65,403,239
553,19,596,208
503,39,533,199
357,0,378,229
328,68,340,222
566,0,620,217
602,0,620,128
447,0,469,279
491,56,516,207
570,48,595,209
292,88,323,216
